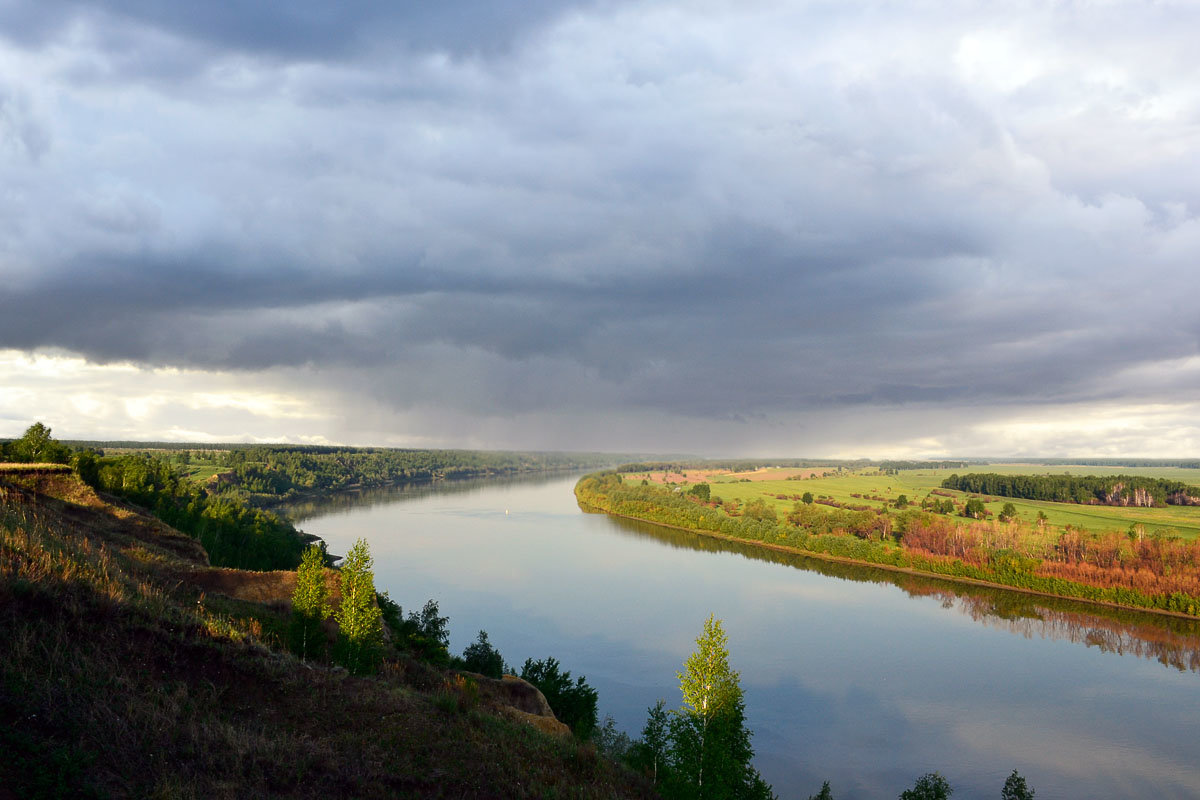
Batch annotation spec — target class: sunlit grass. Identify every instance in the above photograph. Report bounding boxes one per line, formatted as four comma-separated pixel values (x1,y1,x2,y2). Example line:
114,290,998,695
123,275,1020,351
641,465,1200,539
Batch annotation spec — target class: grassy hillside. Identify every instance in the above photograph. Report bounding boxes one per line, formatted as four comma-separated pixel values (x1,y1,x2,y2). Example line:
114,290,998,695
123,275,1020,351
0,468,654,799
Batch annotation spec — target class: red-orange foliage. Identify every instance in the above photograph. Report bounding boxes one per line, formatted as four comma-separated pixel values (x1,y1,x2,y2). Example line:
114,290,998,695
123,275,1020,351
1036,560,1200,598
900,516,984,563
896,513,1200,599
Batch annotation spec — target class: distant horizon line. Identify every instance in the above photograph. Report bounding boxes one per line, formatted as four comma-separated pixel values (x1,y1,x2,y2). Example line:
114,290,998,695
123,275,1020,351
5,435,1200,464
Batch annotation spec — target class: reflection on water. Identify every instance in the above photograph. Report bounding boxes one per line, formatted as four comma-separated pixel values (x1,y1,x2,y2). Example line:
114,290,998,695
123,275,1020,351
294,474,1200,800
599,511,1200,674
281,470,589,523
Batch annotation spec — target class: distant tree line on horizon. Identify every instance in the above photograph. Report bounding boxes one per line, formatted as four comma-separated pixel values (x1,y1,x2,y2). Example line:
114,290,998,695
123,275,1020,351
941,473,1200,507
206,446,621,501
1016,458,1200,469
617,459,972,474
876,460,971,471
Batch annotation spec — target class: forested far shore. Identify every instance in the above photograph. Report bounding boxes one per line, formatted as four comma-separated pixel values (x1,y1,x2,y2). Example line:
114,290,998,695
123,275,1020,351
211,446,622,503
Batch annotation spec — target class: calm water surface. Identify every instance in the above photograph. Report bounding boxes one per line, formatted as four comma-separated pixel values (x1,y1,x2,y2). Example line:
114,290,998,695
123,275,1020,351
287,473,1200,799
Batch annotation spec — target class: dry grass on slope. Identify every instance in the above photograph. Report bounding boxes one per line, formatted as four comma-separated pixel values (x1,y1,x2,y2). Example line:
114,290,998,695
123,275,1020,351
0,472,655,800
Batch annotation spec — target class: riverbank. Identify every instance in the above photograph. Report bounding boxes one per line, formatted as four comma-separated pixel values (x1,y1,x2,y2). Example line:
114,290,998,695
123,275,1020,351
575,472,1200,619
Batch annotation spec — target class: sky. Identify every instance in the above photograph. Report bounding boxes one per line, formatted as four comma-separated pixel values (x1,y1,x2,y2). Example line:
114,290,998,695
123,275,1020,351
1,0,1199,457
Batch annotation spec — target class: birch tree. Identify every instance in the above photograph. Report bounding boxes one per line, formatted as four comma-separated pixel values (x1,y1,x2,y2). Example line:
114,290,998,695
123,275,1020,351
666,615,774,800
334,538,383,674
290,543,330,660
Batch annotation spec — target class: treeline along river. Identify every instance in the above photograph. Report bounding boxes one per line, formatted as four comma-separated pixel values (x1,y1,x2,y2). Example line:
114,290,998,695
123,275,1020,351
285,473,1200,800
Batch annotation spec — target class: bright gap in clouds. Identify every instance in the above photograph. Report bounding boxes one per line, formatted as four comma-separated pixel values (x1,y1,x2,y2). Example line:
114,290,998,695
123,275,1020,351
6,348,1200,458
0,349,333,443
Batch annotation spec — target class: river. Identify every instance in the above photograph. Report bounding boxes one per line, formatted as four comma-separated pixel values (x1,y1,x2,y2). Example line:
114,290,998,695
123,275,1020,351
285,472,1200,799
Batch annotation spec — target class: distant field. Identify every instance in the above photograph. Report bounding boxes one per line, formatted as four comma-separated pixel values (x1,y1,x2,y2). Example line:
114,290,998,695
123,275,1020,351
182,465,225,482
631,466,830,484
625,464,1200,540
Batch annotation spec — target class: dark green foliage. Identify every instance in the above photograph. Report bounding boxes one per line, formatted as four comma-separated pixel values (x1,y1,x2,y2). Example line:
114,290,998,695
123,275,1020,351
742,498,777,523
807,781,834,800
520,657,599,740
963,498,986,519
629,699,671,786
877,461,971,471
71,450,101,487
942,473,1200,507
1001,770,1034,800
593,715,633,762
900,772,952,800
998,502,1017,522
801,492,814,504
377,590,403,633
0,720,104,800
3,423,72,464
87,453,305,570
390,599,451,665
925,497,956,514
202,445,618,501
895,494,909,508
664,707,773,800
689,483,712,502
461,630,505,678
411,599,450,650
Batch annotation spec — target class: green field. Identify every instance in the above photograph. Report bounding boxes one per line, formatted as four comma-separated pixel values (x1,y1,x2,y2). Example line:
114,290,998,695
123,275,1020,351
181,464,225,482
647,464,1200,540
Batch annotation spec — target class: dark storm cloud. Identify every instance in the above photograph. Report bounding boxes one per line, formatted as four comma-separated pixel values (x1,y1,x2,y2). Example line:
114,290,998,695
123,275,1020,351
0,0,598,58
2,0,1200,450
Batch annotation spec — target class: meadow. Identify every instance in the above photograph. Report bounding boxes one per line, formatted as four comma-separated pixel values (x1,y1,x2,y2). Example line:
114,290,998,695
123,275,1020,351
627,464,1200,539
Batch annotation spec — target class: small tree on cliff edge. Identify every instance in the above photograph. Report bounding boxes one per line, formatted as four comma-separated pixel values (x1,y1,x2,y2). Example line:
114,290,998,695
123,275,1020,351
665,614,774,800
334,538,383,674
6,422,71,464
290,544,331,661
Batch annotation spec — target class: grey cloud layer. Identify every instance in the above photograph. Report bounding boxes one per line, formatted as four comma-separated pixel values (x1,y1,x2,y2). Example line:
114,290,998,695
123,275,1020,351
2,1,1199,439
0,0,597,59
